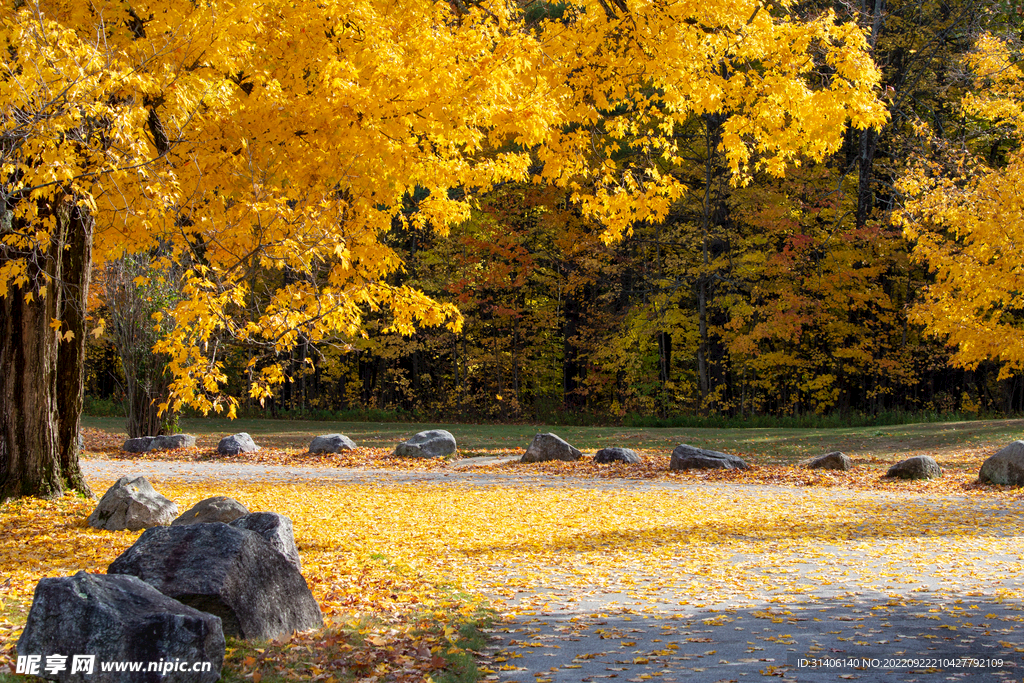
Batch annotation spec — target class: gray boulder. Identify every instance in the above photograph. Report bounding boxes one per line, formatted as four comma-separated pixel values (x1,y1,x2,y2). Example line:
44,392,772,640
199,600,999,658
151,434,196,451
670,444,748,470
885,455,942,480
309,434,357,453
172,497,249,526
522,433,583,463
230,512,301,571
17,571,223,683
392,430,457,458
87,476,178,531
122,435,196,453
122,437,157,453
802,451,852,471
108,523,322,641
979,441,1024,486
593,447,642,464
217,433,258,456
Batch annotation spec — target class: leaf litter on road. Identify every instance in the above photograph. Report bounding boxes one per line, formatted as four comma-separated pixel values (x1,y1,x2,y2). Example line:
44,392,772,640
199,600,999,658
2,431,1023,680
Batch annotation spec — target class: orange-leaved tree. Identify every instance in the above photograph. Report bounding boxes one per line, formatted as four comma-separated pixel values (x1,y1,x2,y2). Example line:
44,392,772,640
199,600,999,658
1,0,886,499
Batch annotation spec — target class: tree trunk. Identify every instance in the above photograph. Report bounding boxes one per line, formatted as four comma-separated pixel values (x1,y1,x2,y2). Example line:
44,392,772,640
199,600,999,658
55,203,94,496
856,127,878,227
0,200,93,501
856,0,885,228
562,289,584,410
697,276,710,408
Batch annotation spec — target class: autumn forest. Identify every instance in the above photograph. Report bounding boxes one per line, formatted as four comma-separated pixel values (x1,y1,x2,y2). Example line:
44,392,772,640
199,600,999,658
5,0,1024,445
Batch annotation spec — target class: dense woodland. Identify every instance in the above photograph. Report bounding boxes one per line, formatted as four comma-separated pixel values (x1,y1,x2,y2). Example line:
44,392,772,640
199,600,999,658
75,0,1024,426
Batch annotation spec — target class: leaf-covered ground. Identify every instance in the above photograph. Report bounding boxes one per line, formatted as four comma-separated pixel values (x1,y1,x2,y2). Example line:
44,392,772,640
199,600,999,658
3,427,1024,681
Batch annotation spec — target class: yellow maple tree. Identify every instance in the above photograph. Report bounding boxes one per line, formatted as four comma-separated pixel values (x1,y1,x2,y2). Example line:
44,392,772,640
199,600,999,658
526,0,888,242
899,34,1024,375
1,0,884,498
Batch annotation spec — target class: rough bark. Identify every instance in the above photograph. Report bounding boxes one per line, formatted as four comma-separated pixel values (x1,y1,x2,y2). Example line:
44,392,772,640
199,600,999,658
0,252,62,501
0,199,93,501
55,203,94,496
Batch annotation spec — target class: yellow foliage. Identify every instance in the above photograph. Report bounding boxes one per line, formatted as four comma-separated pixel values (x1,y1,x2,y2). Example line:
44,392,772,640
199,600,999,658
899,35,1024,374
2,0,886,412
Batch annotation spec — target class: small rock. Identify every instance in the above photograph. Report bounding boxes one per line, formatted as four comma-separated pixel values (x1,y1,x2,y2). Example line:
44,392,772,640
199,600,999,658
172,497,249,526
109,523,322,641
392,430,457,458
87,476,178,531
17,571,223,683
230,512,301,572
309,434,357,453
979,441,1024,486
593,447,642,464
802,451,852,471
669,444,748,470
521,433,583,463
217,433,258,456
885,455,942,480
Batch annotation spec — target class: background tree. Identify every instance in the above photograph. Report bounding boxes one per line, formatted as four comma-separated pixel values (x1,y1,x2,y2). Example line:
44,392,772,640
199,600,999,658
101,253,181,438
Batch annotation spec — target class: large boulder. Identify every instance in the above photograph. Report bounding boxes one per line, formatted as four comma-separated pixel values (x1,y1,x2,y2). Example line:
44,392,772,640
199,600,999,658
593,447,642,464
521,433,583,463
669,444,749,470
151,434,196,451
392,430,457,458
108,523,322,641
123,437,156,453
16,571,223,683
217,433,258,456
87,476,178,531
230,512,301,572
885,455,942,480
309,434,357,453
979,441,1024,486
122,435,196,453
802,451,852,471
172,497,249,526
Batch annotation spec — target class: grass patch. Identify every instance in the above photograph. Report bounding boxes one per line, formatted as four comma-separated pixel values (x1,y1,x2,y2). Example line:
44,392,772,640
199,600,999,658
621,409,975,429
424,604,497,683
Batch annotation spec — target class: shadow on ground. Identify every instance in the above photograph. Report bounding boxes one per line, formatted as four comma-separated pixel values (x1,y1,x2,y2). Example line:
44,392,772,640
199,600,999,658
486,591,1024,682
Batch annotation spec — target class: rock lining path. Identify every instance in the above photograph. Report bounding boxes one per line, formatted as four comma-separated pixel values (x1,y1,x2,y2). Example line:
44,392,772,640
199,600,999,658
81,457,1024,681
